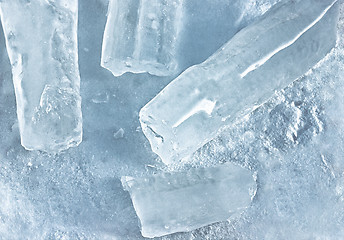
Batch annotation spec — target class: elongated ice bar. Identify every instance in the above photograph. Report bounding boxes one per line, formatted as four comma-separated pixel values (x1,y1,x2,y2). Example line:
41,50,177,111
101,0,183,77
140,0,339,165
122,163,256,238
0,0,82,152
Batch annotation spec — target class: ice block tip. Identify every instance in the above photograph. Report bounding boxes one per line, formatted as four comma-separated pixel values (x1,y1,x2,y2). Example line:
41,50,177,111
101,0,184,77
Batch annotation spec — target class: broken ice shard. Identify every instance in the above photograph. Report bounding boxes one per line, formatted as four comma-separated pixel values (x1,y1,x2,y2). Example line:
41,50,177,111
140,0,339,165
0,0,82,152
101,0,183,77
122,163,256,238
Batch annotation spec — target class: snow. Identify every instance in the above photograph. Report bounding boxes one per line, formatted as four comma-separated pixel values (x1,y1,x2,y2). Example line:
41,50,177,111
0,0,343,239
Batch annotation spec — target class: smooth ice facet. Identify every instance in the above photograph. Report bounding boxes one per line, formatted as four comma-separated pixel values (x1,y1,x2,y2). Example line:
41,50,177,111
140,0,339,165
121,163,257,238
101,0,183,77
0,0,82,152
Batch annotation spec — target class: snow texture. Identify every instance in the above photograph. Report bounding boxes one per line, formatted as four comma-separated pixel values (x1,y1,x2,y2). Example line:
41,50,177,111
0,0,343,239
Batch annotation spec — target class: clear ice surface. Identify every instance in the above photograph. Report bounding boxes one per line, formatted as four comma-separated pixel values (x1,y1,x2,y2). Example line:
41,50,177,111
0,0,82,152
101,0,183,77
121,163,257,238
140,0,339,165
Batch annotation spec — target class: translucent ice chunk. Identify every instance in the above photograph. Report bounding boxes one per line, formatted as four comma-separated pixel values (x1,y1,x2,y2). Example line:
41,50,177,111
101,0,183,77
0,0,82,152
121,163,257,238
140,0,339,165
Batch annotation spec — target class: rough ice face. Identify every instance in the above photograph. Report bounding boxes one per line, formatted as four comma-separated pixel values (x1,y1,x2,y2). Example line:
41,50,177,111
140,0,339,165
101,0,183,77
0,0,82,152
121,163,257,238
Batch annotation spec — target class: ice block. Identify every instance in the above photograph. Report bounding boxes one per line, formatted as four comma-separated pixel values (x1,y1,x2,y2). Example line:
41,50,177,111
101,0,183,77
0,0,82,152
140,0,339,165
122,163,257,238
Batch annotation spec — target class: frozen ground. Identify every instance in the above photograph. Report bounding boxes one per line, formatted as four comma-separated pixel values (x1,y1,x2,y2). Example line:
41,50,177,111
0,0,343,239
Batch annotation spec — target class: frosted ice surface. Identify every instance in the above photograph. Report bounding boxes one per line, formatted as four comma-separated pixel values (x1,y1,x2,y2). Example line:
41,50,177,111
140,0,339,165
101,0,183,76
0,0,344,239
121,163,257,238
0,0,82,152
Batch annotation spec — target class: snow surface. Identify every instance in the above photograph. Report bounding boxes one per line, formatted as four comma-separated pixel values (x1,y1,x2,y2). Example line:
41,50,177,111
0,0,343,239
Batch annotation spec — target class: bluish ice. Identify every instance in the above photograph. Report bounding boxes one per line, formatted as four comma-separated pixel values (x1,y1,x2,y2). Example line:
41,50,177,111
122,163,257,238
0,0,343,239
0,0,82,153
101,0,183,77
140,0,339,165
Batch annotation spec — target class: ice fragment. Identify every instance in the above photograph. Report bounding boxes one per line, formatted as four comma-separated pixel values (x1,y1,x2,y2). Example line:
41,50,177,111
101,0,183,76
121,163,257,238
0,0,82,152
140,0,339,165
113,128,124,139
